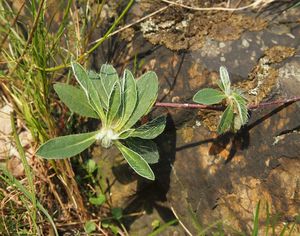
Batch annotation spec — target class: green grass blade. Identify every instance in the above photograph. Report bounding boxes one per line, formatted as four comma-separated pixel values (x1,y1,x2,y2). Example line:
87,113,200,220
0,167,58,236
129,116,166,139
251,200,261,236
279,224,287,236
115,141,155,180
265,202,270,236
54,83,99,119
148,219,178,236
52,0,72,46
193,88,226,105
217,104,234,134
36,131,98,159
288,222,296,236
10,113,37,233
123,71,158,129
124,138,159,164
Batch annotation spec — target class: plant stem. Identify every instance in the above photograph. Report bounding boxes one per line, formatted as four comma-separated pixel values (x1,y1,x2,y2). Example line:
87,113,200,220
155,102,222,110
155,96,300,110
248,96,300,109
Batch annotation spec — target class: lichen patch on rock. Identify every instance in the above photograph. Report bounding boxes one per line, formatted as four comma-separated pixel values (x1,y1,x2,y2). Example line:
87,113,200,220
140,1,267,51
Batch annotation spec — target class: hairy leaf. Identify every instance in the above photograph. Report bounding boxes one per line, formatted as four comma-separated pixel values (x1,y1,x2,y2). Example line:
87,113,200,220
233,114,242,131
130,116,166,139
106,81,121,125
115,141,155,180
124,138,159,164
193,88,226,105
116,69,137,130
90,78,107,111
54,83,98,119
36,131,98,159
232,92,249,126
99,64,119,108
118,129,134,139
217,104,234,134
219,66,231,95
123,71,158,129
88,70,99,79
71,62,105,121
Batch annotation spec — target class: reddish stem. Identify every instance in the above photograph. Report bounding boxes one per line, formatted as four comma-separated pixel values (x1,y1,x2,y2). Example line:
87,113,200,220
155,96,300,111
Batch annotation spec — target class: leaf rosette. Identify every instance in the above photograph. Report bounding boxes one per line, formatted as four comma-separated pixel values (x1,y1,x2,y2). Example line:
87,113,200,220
193,66,249,134
36,62,166,180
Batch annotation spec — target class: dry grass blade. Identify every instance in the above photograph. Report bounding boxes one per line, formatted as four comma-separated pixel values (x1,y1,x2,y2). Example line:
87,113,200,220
160,0,277,11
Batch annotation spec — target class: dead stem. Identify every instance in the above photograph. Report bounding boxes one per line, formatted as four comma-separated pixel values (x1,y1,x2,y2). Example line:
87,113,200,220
0,1,26,52
7,0,46,77
160,0,275,11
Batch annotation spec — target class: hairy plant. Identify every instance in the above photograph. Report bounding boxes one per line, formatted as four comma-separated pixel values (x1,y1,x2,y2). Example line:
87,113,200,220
193,66,249,134
36,62,166,180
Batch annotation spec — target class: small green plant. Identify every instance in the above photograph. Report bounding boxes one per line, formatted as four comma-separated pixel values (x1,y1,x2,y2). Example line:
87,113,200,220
84,220,97,234
36,62,166,180
193,66,249,133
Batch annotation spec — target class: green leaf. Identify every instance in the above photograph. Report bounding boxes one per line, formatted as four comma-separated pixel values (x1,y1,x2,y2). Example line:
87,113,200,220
129,116,166,139
71,62,105,121
233,114,242,131
219,66,231,95
116,69,137,130
151,219,160,230
123,71,158,129
193,88,226,105
88,70,99,79
90,79,107,110
115,141,155,180
106,81,121,125
232,92,249,125
111,207,123,221
118,129,134,139
99,64,119,108
217,104,234,134
54,83,99,119
124,138,159,164
89,194,106,205
85,159,97,174
101,221,119,234
36,131,98,159
84,221,96,234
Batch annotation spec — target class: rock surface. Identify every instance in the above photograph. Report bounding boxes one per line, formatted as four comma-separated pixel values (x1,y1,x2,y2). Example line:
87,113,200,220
92,1,300,234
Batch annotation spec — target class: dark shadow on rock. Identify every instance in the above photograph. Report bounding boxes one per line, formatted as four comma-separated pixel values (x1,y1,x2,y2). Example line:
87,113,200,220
211,102,296,164
111,163,137,185
157,51,186,103
176,137,215,152
121,114,178,230
247,102,295,130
